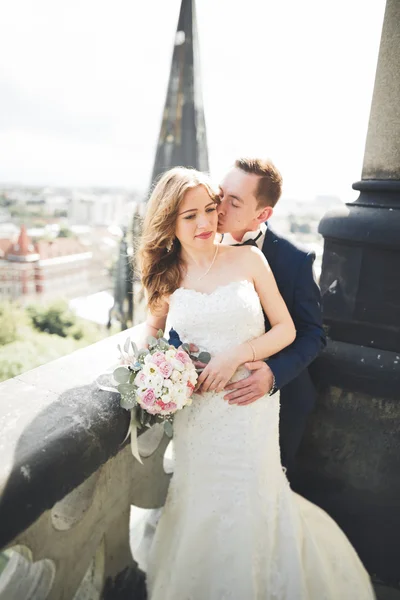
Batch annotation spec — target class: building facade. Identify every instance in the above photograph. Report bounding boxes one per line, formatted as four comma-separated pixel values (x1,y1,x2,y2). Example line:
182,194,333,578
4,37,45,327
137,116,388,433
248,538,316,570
0,225,93,302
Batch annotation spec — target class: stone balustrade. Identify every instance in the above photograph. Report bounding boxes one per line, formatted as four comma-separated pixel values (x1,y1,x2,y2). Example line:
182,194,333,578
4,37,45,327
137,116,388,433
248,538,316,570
0,325,170,599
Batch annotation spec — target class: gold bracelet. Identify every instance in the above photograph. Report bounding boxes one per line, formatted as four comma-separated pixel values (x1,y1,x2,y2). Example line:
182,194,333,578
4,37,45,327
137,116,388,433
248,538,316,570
247,340,256,362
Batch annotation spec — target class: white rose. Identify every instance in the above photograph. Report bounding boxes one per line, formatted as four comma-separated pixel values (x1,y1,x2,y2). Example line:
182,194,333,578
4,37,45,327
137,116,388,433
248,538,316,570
175,391,187,409
189,371,198,385
172,359,185,372
165,349,177,360
174,386,186,401
171,369,182,382
150,374,163,394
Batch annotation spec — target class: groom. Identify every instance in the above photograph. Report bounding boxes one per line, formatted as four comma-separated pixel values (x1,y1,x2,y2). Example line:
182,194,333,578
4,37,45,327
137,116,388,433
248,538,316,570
171,157,325,478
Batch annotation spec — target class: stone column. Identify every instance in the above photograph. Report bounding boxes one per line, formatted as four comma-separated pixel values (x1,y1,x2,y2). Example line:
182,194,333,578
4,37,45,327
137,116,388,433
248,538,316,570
294,0,400,588
362,0,400,181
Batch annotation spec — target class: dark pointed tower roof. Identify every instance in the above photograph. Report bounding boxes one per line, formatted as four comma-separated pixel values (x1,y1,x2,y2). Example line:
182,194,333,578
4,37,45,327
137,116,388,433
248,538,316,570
150,0,209,185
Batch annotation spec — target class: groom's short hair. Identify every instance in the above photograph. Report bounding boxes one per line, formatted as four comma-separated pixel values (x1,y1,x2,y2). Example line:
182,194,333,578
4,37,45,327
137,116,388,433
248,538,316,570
235,158,283,208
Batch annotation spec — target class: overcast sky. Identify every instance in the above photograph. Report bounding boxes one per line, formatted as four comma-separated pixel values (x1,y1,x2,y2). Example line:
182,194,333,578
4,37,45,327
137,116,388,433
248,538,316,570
0,0,386,199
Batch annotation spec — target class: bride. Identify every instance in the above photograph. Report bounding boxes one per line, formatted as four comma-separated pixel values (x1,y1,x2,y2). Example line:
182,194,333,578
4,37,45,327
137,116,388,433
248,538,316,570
136,167,375,599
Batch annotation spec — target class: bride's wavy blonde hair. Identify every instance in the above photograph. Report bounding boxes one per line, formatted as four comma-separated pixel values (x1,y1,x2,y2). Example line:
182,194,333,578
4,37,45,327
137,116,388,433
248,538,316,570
138,167,219,313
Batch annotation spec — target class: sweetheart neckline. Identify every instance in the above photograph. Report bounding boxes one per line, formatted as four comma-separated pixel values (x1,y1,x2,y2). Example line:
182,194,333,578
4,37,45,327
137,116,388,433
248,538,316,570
170,279,255,299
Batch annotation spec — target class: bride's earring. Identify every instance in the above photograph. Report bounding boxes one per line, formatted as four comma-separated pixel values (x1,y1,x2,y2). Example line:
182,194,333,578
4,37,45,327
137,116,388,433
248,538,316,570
167,239,173,253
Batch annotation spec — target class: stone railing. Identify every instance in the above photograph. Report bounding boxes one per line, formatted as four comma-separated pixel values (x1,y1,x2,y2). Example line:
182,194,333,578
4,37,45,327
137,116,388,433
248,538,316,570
0,326,170,599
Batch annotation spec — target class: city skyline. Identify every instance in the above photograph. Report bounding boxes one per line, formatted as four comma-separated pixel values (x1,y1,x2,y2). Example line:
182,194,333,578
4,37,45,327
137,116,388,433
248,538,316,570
0,0,386,201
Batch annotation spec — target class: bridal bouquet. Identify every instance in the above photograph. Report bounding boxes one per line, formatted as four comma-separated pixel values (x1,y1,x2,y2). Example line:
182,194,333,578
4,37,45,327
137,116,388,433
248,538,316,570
108,330,207,462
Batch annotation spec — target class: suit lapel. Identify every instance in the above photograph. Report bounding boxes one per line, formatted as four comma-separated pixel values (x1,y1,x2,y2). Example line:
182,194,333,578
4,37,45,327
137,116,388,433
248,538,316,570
261,224,279,267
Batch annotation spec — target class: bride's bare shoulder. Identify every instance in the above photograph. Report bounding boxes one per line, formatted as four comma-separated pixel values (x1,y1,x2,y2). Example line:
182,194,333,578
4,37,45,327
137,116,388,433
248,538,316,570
221,244,265,259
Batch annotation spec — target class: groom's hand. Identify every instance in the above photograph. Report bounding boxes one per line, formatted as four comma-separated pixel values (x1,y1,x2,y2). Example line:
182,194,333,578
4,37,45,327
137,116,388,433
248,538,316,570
224,361,274,405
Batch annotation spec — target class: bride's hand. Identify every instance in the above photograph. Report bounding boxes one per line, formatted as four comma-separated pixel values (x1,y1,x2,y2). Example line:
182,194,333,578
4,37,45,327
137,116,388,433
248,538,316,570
195,351,239,393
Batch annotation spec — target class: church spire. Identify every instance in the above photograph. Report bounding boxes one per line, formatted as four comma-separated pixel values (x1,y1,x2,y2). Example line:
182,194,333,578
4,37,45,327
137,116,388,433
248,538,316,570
150,0,209,185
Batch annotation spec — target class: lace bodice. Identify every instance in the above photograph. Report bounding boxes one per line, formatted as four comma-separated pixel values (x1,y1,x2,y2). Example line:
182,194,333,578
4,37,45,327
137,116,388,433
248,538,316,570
168,279,265,356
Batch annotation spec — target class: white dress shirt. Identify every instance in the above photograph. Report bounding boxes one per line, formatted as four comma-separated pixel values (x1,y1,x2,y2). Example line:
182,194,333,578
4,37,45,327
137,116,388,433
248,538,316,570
220,222,267,249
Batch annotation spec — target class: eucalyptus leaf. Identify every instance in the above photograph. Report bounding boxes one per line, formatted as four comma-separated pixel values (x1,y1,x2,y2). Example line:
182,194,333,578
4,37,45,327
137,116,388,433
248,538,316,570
138,349,149,360
118,382,136,395
147,335,158,348
131,341,139,357
159,339,170,351
163,420,174,438
123,337,131,353
157,329,164,339
198,351,211,364
113,367,131,384
121,396,137,410
181,343,190,353
118,383,137,409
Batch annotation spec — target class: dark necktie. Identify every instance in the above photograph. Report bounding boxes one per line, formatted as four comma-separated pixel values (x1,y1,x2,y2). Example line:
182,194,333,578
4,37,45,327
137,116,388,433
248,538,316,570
232,230,263,247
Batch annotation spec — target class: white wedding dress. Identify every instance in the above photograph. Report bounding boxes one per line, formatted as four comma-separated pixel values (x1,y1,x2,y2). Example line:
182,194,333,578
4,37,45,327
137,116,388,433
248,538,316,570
141,280,375,600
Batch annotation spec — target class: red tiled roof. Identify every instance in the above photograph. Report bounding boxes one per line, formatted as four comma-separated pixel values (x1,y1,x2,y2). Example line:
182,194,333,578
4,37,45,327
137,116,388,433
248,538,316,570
1,226,89,262
36,238,88,260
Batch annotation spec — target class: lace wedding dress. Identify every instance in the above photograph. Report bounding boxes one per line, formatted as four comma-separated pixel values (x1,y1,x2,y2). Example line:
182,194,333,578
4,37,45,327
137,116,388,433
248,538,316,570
142,280,375,600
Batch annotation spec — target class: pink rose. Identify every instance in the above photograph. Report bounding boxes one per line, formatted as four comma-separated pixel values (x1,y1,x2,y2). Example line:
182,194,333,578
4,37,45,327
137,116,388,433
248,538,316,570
135,371,147,387
176,350,189,364
140,388,156,407
151,351,165,367
158,361,173,379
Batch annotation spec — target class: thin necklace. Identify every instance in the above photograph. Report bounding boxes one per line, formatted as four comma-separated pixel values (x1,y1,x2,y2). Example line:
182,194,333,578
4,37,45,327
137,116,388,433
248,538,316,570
185,244,219,282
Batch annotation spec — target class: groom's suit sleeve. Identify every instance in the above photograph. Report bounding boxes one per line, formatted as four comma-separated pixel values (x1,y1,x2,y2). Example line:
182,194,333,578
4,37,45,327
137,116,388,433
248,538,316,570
267,252,326,392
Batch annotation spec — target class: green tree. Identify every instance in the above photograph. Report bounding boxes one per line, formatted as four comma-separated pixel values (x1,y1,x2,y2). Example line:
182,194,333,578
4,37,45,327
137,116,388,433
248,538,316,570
0,300,110,383
57,226,73,238
0,302,24,345
0,330,82,381
27,300,80,338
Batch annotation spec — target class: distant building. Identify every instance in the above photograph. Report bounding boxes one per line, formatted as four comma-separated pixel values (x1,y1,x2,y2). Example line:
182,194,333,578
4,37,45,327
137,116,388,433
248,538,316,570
0,225,93,301
69,192,128,226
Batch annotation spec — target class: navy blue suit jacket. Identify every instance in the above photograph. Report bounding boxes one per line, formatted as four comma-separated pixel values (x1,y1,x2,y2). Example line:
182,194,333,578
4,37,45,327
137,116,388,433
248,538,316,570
261,226,325,413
